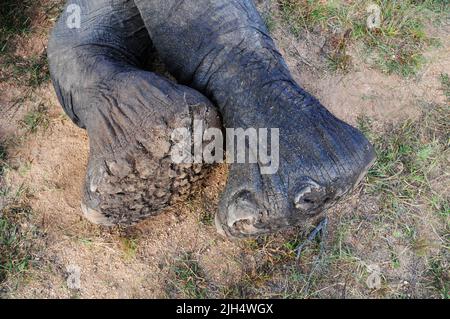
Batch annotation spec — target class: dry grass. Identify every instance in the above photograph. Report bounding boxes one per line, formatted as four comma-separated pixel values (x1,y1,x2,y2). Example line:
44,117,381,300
274,0,448,75
166,252,210,299
218,100,449,299
0,0,448,299
0,151,39,295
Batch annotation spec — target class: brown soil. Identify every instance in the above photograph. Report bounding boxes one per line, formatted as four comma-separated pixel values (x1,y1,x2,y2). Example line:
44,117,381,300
0,1,448,299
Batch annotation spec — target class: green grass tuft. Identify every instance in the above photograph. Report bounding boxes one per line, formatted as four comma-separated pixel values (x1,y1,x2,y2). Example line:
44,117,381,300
0,141,38,291
0,0,34,53
0,144,6,177
428,255,450,299
21,104,50,133
358,103,449,220
277,0,447,76
0,204,34,285
1,53,50,88
263,12,278,33
440,73,450,101
168,253,209,299
119,237,139,260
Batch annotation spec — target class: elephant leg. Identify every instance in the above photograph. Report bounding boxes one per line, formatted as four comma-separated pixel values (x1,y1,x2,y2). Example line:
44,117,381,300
48,0,220,225
134,0,376,237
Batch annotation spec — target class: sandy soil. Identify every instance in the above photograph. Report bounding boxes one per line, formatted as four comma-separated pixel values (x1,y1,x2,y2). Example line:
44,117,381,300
0,1,448,298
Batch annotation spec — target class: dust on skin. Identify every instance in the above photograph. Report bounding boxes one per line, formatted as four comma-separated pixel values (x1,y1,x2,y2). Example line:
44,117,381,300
3,92,241,297
1,1,449,298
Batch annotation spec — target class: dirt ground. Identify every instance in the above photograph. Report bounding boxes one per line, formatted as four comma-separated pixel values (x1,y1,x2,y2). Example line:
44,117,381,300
0,0,448,298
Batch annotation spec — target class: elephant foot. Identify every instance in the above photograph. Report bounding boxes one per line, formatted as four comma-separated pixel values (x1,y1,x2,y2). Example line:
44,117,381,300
133,0,376,237
214,90,376,238
47,0,221,226
80,72,221,226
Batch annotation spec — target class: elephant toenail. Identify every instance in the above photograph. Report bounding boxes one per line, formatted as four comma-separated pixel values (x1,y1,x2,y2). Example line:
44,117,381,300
294,181,327,211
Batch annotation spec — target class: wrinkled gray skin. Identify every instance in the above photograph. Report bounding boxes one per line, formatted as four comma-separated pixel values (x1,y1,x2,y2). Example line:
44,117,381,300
134,0,376,237
49,0,376,238
48,0,221,226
